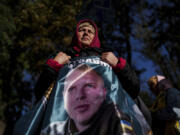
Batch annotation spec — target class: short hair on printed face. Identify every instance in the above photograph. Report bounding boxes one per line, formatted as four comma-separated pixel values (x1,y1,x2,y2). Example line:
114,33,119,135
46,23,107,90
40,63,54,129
64,64,105,92
66,64,92,77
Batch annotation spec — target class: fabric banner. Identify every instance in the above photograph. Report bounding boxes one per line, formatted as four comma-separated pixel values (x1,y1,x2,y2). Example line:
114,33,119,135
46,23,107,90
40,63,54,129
13,56,151,135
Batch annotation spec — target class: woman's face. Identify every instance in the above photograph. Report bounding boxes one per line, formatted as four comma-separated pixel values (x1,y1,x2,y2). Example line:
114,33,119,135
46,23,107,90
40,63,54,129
77,24,95,47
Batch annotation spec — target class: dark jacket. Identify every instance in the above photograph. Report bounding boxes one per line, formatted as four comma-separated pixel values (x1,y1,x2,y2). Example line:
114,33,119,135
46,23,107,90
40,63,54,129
34,19,140,101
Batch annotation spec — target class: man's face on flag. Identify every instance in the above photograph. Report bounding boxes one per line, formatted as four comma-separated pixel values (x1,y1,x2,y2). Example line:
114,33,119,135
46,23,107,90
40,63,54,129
63,67,106,125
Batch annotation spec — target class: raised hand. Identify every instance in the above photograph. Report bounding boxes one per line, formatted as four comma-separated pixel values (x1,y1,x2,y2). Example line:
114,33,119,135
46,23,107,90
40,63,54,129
54,52,71,65
101,52,118,67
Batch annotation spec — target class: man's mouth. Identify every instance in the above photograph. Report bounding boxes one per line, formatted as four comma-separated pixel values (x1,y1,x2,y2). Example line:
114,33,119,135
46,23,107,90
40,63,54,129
74,104,90,112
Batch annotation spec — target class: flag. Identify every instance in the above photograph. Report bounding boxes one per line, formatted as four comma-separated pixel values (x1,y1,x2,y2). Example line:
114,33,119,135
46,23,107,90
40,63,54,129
13,56,151,135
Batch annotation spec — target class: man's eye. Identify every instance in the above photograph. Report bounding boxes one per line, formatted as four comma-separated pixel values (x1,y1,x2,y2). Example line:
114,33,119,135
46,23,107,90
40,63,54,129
85,83,95,88
68,86,75,92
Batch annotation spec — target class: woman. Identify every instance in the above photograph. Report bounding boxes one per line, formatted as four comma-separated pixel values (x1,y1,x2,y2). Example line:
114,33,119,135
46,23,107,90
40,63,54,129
34,19,140,102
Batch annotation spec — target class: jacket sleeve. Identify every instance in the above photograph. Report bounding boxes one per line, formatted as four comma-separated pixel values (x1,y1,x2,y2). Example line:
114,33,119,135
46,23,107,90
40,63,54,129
113,58,140,99
34,59,63,102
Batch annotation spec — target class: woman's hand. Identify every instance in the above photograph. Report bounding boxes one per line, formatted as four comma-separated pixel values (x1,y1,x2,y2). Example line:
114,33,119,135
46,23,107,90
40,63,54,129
101,52,118,67
54,52,71,65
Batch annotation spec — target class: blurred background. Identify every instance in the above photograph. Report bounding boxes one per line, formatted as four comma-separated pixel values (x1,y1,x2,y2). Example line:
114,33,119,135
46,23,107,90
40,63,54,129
0,0,179,134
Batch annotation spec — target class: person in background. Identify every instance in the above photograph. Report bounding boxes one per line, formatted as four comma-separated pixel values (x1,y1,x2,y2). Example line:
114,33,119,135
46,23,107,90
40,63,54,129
34,19,140,102
148,75,180,135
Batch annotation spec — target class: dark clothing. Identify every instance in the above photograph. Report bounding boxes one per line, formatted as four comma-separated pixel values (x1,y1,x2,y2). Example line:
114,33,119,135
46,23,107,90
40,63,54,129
34,47,140,101
134,96,152,126
34,64,57,101
150,87,180,135
115,62,140,99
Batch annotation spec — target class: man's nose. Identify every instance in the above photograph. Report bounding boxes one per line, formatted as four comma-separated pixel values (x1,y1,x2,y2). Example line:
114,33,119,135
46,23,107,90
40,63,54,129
75,87,86,101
